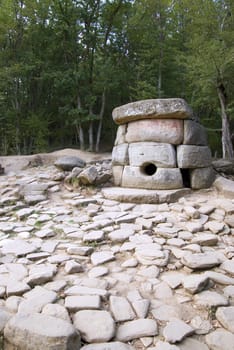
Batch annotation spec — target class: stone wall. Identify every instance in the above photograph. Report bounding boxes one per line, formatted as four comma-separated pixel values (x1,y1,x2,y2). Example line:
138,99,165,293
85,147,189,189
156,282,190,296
112,99,215,190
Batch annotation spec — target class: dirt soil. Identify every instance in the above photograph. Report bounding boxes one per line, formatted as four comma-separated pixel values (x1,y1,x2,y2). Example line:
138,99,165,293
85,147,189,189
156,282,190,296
0,148,112,174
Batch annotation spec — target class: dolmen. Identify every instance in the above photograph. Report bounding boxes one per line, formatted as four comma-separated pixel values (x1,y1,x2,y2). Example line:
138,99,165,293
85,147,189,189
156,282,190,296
111,98,214,190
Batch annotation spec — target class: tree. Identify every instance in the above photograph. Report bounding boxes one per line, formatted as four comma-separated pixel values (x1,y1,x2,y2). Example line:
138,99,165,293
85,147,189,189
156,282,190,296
179,0,234,158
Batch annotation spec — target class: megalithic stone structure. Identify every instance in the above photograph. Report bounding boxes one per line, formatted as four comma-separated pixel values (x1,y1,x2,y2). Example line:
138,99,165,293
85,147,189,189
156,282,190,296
111,98,215,190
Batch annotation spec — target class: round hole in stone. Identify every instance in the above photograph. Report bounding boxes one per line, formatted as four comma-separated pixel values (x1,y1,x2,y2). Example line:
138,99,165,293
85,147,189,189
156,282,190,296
141,163,157,176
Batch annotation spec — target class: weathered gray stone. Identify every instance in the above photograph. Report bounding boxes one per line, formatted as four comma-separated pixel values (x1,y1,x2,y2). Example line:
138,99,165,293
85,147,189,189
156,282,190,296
205,329,234,350
179,338,209,350
116,319,158,341
135,244,169,266
131,299,150,318
42,303,71,323
112,144,129,165
83,230,105,243
102,187,191,204
0,309,12,332
194,291,229,307
216,306,234,332
108,227,135,242
182,274,210,294
114,124,127,145
73,310,115,343
18,286,57,314
128,142,176,168
81,342,134,350
112,98,193,125
64,286,108,299
152,341,180,350
125,119,183,144
177,145,212,168
220,259,234,276
190,167,215,189
121,166,183,190
54,156,86,171
184,120,207,145
65,295,101,312
91,251,115,266
4,313,80,350
213,176,234,198
78,166,98,185
109,296,135,321
163,318,194,343
112,165,124,186
1,239,38,257
182,252,222,270
64,260,83,274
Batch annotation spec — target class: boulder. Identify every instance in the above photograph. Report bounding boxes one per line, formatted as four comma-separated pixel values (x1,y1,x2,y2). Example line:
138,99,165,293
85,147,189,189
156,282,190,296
177,145,212,168
54,156,86,171
184,120,207,145
190,167,215,189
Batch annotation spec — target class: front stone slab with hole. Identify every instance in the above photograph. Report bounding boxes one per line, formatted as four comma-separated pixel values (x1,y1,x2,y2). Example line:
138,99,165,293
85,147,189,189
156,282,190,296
109,98,214,202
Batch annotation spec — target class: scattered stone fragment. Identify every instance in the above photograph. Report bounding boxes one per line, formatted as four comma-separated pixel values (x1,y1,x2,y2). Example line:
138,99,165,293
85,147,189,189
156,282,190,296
73,310,115,343
131,299,150,318
64,260,83,274
4,312,80,350
91,251,115,265
83,230,105,243
163,318,194,343
54,156,86,171
64,285,108,299
18,286,57,314
0,309,12,332
116,319,158,342
1,239,38,256
205,329,234,350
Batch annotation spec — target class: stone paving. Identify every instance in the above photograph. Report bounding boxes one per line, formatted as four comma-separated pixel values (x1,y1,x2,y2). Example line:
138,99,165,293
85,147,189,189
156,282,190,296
0,162,233,349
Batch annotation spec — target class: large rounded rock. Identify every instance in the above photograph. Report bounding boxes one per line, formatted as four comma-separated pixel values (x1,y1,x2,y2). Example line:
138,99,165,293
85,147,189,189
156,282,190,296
54,156,86,171
4,313,80,350
112,98,193,124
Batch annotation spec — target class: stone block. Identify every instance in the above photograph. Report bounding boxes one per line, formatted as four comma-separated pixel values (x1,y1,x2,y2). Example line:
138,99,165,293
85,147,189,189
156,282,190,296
112,144,129,166
4,313,80,350
184,120,207,145
190,167,215,189
126,119,183,144
114,125,127,145
177,145,212,168
121,166,183,190
112,165,124,186
112,98,193,124
128,142,176,168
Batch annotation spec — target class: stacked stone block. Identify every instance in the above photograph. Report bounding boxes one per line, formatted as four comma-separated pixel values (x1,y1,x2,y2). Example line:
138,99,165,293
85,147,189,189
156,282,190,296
112,98,214,190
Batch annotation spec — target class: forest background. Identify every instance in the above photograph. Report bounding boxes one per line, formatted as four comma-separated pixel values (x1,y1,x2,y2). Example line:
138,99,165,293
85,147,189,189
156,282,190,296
0,0,233,158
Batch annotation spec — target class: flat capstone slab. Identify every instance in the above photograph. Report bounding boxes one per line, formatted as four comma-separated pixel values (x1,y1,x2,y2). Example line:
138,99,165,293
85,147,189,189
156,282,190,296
102,187,191,204
4,313,80,350
112,98,193,124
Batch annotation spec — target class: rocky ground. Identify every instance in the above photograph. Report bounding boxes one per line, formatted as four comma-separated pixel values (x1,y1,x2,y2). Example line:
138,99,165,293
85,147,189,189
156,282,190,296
0,150,233,350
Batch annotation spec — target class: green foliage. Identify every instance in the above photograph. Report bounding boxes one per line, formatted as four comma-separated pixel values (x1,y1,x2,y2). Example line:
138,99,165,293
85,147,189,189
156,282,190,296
0,0,233,155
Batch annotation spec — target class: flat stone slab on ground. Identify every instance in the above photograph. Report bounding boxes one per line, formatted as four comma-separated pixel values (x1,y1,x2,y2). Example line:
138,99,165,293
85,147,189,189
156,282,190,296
216,306,234,333
205,329,234,350
102,187,191,204
163,318,194,343
81,342,135,350
181,252,222,269
73,310,115,343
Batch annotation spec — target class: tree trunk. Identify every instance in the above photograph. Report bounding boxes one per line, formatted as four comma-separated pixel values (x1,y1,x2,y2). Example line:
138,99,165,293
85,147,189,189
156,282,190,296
75,123,85,150
88,120,94,152
217,85,234,159
95,89,106,152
